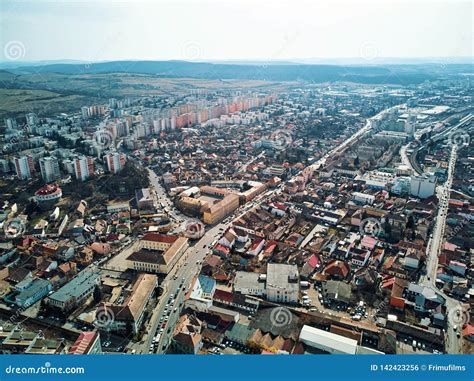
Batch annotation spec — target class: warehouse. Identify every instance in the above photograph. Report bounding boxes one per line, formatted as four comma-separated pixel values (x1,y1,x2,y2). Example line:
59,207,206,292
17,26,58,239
299,325,358,354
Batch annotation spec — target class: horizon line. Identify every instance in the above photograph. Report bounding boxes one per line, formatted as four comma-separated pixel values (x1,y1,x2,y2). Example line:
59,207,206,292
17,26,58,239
1,56,473,64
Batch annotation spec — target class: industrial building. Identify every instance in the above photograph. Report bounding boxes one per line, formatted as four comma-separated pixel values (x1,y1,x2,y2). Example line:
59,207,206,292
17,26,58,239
299,325,358,354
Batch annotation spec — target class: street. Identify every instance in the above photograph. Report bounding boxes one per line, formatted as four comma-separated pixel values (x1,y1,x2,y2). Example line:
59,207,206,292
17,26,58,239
421,145,463,354
139,222,226,353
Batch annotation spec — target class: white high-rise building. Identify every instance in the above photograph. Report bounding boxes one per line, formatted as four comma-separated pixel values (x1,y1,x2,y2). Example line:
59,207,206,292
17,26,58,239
0,159,10,174
39,157,61,183
81,106,89,119
410,175,437,199
26,113,39,127
103,152,126,174
4,118,17,131
74,156,94,181
14,156,35,180
405,114,417,137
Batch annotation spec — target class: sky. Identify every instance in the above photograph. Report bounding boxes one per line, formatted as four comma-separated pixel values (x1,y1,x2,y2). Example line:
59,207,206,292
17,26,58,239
0,0,472,62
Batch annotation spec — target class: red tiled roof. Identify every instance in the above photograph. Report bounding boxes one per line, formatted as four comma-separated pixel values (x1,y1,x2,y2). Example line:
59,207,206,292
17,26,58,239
214,272,229,281
272,202,287,210
58,263,72,273
323,260,350,278
443,242,458,252
390,297,405,309
448,199,464,207
106,233,119,241
249,238,263,250
35,183,61,196
361,236,377,250
69,332,98,354
308,254,319,268
264,240,278,254
463,324,474,337
142,233,178,244
19,236,38,247
382,277,395,289
213,289,233,303
203,254,222,267
214,244,230,254
292,342,305,354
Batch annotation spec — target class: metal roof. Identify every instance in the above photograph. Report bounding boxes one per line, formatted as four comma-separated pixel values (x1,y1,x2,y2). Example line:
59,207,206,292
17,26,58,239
299,325,357,354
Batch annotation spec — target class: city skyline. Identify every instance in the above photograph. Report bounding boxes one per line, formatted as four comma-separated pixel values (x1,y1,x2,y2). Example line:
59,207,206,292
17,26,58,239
0,0,472,371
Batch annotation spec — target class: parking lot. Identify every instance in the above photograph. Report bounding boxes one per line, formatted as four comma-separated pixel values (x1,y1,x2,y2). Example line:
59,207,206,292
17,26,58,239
205,340,252,355
101,332,132,353
302,285,375,323
396,333,443,355
102,240,139,272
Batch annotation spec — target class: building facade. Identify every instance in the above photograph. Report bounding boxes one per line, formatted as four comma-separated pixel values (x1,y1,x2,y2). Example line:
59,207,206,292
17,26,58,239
39,157,61,183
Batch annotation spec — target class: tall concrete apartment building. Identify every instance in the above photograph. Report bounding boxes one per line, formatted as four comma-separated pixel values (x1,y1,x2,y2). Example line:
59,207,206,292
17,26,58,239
410,174,437,199
74,156,95,181
14,155,35,180
39,157,61,183
103,152,126,174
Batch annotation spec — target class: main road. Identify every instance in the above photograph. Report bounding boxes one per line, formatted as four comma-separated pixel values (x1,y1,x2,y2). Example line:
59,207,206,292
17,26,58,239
421,145,465,354
141,169,231,353
399,111,472,354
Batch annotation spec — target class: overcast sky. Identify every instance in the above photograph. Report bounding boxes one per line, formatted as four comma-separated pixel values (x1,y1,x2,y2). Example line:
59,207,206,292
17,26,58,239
1,0,472,62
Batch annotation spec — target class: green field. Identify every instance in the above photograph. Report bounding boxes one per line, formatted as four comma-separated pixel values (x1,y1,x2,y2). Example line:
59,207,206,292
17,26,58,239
0,88,86,119
0,70,289,120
